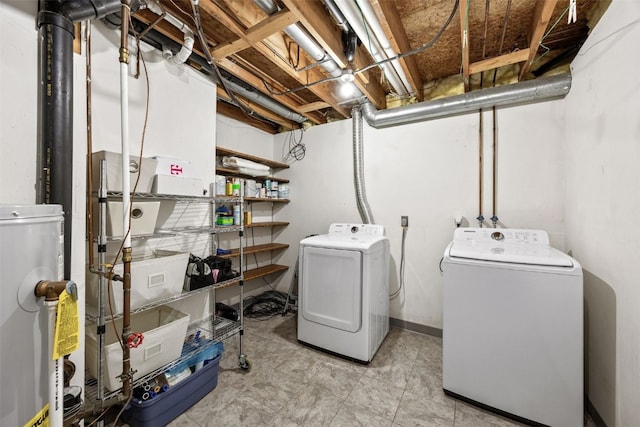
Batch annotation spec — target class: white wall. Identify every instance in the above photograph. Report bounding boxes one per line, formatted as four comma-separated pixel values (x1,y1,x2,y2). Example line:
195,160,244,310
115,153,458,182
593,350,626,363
1,2,217,418
274,102,566,328
562,1,640,425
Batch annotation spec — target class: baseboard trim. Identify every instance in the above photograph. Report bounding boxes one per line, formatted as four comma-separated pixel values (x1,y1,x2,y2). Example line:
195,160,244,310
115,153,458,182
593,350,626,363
390,317,442,338
586,396,607,427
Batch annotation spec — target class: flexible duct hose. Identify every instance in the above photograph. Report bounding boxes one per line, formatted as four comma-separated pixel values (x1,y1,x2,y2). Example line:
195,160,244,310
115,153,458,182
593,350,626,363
352,106,374,224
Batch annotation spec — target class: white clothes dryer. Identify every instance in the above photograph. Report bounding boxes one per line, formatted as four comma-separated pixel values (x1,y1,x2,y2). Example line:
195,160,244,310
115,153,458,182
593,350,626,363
442,227,583,427
298,223,390,363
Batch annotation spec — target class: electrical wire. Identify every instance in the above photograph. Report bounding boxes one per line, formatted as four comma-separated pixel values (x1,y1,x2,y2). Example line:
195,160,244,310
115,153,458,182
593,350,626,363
262,0,459,98
282,126,306,162
188,0,278,128
390,226,407,299
243,290,290,319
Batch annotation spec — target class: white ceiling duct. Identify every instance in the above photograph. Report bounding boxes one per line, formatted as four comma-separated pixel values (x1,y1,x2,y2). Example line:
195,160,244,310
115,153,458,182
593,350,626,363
332,0,410,96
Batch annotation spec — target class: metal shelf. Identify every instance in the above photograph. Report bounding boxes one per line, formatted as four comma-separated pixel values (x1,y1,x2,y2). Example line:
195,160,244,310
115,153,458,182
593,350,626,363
85,316,240,401
103,191,241,204
85,275,243,323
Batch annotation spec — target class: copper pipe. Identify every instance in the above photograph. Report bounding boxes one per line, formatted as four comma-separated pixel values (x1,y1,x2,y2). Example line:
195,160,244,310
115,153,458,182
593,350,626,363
491,107,499,226
482,0,490,59
34,280,72,301
121,246,133,397
478,110,484,226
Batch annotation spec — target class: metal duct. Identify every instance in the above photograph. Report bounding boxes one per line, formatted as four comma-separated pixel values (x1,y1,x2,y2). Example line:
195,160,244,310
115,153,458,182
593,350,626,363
37,0,123,279
352,105,374,224
360,73,572,129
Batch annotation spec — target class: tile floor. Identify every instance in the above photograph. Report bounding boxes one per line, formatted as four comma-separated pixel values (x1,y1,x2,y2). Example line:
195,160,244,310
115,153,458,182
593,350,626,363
142,313,596,427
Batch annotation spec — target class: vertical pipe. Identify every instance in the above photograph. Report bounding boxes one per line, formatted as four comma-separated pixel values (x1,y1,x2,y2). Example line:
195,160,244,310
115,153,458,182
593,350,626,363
97,160,107,414
37,6,74,279
119,0,133,398
352,105,375,224
46,301,64,427
86,21,95,268
491,107,499,227
477,110,484,227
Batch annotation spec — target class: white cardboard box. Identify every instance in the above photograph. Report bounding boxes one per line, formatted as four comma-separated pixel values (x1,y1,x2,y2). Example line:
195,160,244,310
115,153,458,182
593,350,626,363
98,201,160,237
86,250,188,314
152,156,196,178
92,151,158,193
85,306,190,391
152,175,204,197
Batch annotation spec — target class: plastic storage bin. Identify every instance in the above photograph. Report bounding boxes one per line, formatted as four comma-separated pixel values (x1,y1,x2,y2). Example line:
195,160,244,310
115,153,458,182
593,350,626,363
86,250,188,314
85,306,190,391
99,201,160,237
92,151,158,193
123,353,222,427
151,175,203,196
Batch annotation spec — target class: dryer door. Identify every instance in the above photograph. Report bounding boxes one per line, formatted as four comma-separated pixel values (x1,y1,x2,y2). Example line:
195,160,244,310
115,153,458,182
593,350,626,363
301,246,362,332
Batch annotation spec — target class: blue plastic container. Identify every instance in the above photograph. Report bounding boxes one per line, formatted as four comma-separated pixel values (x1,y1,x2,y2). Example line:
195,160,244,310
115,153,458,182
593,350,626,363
123,353,222,427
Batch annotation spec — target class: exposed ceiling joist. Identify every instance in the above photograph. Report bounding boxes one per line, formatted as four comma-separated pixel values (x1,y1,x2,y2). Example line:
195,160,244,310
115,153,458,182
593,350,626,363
469,48,530,75
519,0,559,80
130,0,602,133
216,87,297,130
459,0,470,92
212,9,298,59
216,101,277,134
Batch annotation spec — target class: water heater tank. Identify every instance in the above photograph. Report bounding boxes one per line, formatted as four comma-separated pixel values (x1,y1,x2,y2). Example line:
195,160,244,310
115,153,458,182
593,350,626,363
0,205,63,426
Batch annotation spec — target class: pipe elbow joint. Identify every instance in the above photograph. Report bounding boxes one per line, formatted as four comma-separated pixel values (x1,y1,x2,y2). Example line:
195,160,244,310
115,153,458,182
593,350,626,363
34,280,76,302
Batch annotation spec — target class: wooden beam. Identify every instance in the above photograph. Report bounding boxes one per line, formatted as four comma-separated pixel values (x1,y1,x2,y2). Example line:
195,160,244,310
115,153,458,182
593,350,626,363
216,101,277,134
297,101,330,113
459,0,470,92
519,0,559,80
198,0,351,118
369,0,423,101
469,49,531,75
212,9,298,59
134,9,325,125
279,0,387,109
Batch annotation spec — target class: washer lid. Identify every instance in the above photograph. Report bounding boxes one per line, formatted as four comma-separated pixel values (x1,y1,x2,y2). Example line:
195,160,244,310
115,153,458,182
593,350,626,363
300,233,387,252
448,227,573,267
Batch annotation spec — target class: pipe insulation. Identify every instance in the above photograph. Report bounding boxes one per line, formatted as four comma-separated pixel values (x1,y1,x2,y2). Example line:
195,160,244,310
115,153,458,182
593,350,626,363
360,73,572,129
37,0,123,279
352,105,375,224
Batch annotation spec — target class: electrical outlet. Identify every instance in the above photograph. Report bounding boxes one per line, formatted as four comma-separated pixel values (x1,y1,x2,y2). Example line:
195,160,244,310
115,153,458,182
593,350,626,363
401,216,409,227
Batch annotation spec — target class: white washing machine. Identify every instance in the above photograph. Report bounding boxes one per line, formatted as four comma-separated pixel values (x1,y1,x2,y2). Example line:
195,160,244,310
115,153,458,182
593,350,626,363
298,223,390,363
442,227,583,427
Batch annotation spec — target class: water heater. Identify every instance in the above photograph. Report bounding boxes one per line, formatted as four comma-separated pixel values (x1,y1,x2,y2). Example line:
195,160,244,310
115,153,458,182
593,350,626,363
0,205,63,426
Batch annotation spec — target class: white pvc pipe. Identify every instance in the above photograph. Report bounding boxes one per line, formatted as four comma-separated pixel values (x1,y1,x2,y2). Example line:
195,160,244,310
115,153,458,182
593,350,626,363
46,301,64,427
147,0,194,65
120,61,131,247
333,0,409,96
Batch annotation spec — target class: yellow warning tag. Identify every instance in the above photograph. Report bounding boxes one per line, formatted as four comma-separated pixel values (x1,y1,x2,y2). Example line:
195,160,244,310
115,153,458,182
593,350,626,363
23,403,49,427
53,290,79,359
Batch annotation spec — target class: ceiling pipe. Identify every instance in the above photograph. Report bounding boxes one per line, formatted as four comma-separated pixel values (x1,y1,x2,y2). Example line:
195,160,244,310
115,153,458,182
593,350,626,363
144,0,194,65
253,0,342,78
37,0,124,279
331,0,410,96
127,18,307,124
360,73,572,129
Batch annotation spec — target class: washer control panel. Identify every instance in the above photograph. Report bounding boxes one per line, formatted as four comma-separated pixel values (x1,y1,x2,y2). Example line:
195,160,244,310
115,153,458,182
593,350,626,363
329,223,385,237
454,227,549,245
